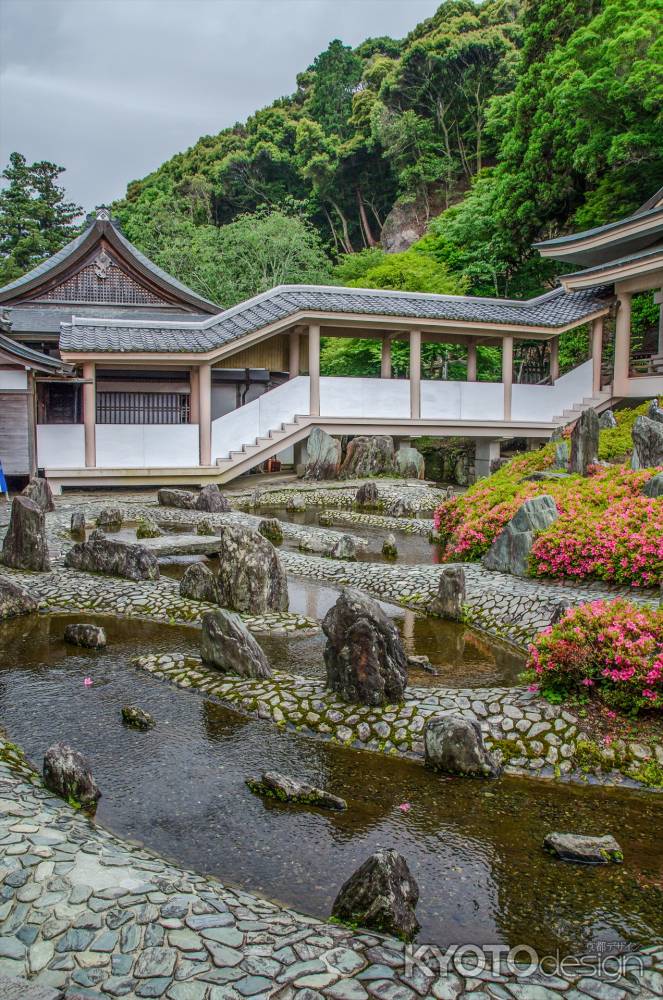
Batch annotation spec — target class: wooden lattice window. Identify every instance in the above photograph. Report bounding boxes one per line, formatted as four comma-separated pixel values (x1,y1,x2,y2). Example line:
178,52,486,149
96,392,190,425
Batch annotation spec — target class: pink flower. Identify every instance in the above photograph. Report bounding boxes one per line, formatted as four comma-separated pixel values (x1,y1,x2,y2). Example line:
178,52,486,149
399,803,411,813
83,677,93,687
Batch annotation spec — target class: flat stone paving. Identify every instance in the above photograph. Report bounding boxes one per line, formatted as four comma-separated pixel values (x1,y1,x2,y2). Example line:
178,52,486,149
2,743,662,1000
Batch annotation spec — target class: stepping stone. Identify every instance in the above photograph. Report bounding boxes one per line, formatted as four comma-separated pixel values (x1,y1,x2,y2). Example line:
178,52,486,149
0,975,64,1000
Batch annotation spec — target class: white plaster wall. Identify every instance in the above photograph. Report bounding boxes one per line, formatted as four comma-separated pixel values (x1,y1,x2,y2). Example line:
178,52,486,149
37,425,85,468
211,377,311,459
258,376,310,434
0,369,27,390
211,400,260,460
95,425,199,468
320,377,410,418
421,380,504,420
511,359,593,422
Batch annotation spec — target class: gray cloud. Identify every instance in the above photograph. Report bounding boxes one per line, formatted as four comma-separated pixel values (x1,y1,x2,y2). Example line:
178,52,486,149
0,0,439,212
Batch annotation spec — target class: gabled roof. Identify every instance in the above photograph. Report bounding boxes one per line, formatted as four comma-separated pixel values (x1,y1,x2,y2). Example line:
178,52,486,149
60,282,613,356
0,208,220,315
560,245,663,291
0,331,74,374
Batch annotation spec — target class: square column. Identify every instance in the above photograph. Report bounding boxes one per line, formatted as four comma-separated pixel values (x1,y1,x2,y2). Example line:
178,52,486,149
189,367,200,423
289,330,300,380
475,439,500,479
654,288,663,354
381,335,392,379
591,318,604,394
613,292,631,390
502,336,513,421
549,336,559,382
82,361,96,468
308,324,320,416
467,339,477,381
409,328,421,419
198,362,212,466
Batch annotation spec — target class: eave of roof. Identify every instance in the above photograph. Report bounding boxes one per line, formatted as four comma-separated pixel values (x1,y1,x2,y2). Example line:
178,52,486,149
59,283,613,358
0,332,74,374
560,245,663,290
533,201,663,267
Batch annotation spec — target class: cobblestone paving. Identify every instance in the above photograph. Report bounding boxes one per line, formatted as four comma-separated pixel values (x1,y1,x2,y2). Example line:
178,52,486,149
232,481,443,515
317,510,434,536
2,744,663,1000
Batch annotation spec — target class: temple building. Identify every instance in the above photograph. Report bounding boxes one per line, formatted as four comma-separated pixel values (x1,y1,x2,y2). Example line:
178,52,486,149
0,193,661,491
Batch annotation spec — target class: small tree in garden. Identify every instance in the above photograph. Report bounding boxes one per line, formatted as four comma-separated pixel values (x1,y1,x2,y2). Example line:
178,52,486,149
526,600,663,715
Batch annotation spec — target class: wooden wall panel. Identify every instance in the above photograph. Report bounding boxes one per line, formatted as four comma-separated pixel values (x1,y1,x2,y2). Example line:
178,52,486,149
219,334,289,372
0,394,29,475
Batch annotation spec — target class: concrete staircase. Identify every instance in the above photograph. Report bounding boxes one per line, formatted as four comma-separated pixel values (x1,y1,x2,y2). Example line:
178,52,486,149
214,414,312,482
551,388,613,428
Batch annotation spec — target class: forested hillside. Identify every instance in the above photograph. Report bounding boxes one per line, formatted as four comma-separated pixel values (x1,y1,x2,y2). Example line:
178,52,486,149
113,0,662,310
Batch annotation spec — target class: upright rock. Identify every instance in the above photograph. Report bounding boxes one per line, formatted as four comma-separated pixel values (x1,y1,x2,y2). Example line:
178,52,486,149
552,440,569,470
258,518,284,546
482,495,558,577
200,608,272,678
647,398,663,424
355,481,380,507
70,510,86,535
43,743,101,813
157,488,198,510
179,562,221,604
599,409,617,430
0,577,38,620
632,415,663,468
96,507,123,529
326,534,357,560
340,435,396,479
196,484,230,513
216,523,288,613
64,530,159,581
569,408,599,475
303,427,342,480
21,476,55,513
136,518,163,539
1,496,51,572
382,533,398,559
429,566,466,620
286,494,306,512
395,446,425,480
424,716,500,777
331,849,420,940
322,588,408,705
643,472,663,498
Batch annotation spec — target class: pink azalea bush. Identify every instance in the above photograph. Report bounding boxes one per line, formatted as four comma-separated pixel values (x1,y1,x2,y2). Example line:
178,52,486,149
526,599,663,715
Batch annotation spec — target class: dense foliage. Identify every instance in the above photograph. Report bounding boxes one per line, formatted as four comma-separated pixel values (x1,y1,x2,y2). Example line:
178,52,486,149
432,404,663,587
526,600,663,715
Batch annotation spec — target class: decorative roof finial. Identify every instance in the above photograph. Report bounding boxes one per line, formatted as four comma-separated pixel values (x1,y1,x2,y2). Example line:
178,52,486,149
95,207,111,221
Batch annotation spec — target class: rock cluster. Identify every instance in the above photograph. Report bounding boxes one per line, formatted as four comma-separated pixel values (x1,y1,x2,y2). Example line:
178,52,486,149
482,495,558,576
302,427,341,480
424,715,501,777
65,530,159,581
569,408,599,474
246,771,347,810
21,476,55,513
63,623,107,648
0,577,38,620
1,496,51,572
200,608,272,678
43,743,100,813
340,435,395,478
543,832,623,864
429,565,465,619
331,848,420,940
322,588,408,705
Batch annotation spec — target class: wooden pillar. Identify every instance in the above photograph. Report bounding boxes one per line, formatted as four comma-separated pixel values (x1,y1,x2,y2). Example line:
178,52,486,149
189,367,200,424
381,335,392,379
467,338,477,382
82,361,96,468
654,289,663,355
591,318,604,395
549,336,559,383
308,324,320,416
502,336,513,421
26,370,37,476
409,328,421,419
289,330,300,380
199,362,212,466
614,292,632,390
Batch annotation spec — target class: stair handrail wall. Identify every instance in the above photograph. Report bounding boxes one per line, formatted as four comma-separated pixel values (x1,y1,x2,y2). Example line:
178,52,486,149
211,376,310,461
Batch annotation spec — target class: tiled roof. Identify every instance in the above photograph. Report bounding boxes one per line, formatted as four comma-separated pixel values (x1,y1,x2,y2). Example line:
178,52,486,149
534,201,663,251
0,333,73,373
9,304,213,335
60,283,613,355
562,244,663,280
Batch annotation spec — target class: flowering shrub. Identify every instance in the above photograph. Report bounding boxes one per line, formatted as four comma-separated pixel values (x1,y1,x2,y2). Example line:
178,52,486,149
526,600,663,715
432,405,663,586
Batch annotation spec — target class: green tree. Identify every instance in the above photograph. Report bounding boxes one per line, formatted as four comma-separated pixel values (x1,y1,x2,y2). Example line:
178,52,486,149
0,152,82,285
305,39,363,137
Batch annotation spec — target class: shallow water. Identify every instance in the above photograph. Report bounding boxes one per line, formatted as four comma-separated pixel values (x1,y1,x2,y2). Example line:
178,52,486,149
1,613,661,954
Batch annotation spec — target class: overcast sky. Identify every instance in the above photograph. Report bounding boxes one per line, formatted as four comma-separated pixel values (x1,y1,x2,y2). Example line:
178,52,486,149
0,0,439,214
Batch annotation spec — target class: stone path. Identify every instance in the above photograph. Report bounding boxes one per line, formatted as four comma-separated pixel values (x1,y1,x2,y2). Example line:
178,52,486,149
2,742,662,1000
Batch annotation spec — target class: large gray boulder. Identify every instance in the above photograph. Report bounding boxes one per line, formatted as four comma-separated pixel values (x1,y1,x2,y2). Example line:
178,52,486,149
196,484,230,512
0,577,38,620
429,566,465,620
322,588,408,705
326,534,357,560
543,832,623,864
599,409,617,430
303,427,342,480
424,716,500,777
340,436,396,479
395,446,425,480
482,495,558,577
43,743,101,813
216,523,288,613
200,608,272,679
179,562,220,604
157,488,198,510
247,771,347,811
96,507,123,529
643,472,663,498
569,408,599,475
632,415,663,469
1,496,51,572
64,530,159,581
21,476,55,513
331,849,420,940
